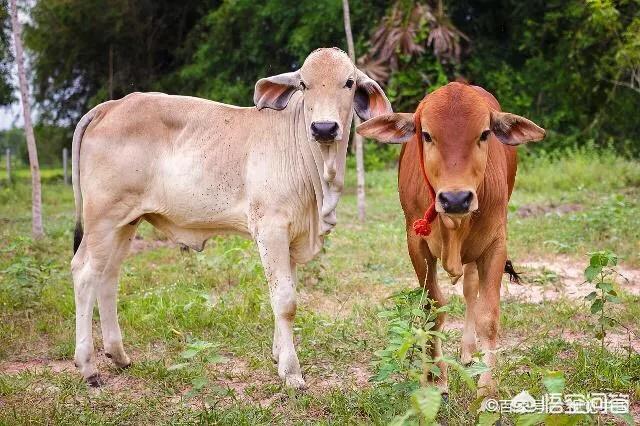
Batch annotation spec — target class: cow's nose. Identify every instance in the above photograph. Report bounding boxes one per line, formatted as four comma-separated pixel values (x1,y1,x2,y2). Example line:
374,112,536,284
311,121,339,141
438,191,474,214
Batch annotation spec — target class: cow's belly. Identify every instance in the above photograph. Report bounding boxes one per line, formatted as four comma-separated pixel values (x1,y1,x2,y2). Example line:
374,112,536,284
139,152,250,248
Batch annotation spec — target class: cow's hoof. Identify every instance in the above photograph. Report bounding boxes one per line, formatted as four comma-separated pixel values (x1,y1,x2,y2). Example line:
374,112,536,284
116,361,132,370
441,392,449,404
86,373,105,388
284,374,307,390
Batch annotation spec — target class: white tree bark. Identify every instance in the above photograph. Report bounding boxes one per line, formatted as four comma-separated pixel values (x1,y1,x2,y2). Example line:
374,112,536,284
342,0,366,222
10,0,43,238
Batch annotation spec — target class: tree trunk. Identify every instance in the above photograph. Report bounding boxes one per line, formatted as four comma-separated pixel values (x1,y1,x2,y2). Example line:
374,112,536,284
10,0,44,238
342,0,366,222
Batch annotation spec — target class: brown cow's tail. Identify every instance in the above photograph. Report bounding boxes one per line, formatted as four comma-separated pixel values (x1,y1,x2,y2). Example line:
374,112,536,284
504,259,521,284
72,106,101,254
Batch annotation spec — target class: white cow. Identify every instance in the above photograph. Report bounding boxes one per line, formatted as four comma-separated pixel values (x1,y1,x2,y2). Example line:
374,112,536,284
71,48,391,389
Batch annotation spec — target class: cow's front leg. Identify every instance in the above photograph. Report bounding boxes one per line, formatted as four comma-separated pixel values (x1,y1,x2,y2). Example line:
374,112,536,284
255,225,305,390
476,240,506,398
461,262,479,365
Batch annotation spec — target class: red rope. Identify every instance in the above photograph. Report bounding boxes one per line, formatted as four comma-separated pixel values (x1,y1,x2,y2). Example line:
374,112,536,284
411,102,438,237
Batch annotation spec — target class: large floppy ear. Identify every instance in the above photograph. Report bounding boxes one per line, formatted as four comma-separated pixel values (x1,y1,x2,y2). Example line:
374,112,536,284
354,69,393,121
490,111,546,146
356,113,415,144
254,71,300,111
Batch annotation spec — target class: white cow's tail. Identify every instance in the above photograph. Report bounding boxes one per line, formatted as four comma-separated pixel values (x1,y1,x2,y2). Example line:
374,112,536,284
72,106,100,254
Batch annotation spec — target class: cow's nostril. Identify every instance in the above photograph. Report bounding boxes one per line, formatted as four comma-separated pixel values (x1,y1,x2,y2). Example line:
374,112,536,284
311,121,339,141
439,191,474,214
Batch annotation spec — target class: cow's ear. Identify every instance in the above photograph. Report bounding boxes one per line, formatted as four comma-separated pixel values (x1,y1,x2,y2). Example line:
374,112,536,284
490,111,546,146
354,69,393,121
254,71,300,111
356,113,415,144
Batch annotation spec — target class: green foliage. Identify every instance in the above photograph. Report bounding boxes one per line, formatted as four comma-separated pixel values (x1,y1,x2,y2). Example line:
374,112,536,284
168,339,228,398
373,287,486,424
583,250,624,344
24,0,212,122
14,0,640,157
0,0,13,106
453,0,640,154
177,0,387,106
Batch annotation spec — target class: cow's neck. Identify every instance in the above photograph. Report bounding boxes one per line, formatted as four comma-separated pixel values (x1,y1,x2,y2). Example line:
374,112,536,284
437,143,507,283
287,94,351,236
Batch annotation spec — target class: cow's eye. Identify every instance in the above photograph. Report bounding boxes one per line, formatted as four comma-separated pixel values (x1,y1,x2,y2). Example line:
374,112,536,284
480,130,491,141
300,81,308,90
422,132,432,143
344,79,355,89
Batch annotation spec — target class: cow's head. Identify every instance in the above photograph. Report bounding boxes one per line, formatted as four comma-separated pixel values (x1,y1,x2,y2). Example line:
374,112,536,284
357,82,545,216
254,47,391,144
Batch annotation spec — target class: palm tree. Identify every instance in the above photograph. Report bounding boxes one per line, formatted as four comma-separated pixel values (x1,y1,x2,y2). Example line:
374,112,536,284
10,0,43,238
359,0,468,85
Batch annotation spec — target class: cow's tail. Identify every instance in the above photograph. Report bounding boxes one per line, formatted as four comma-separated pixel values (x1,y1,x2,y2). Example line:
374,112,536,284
72,107,101,254
504,259,521,284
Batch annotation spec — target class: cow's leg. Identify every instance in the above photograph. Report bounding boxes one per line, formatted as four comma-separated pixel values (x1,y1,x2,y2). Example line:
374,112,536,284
71,238,101,386
476,240,506,397
461,262,479,365
97,224,137,369
72,223,135,385
255,226,305,389
424,254,449,394
407,231,448,393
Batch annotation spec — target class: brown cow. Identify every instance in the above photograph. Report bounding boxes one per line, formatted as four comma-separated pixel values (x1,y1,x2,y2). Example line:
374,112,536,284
357,82,545,397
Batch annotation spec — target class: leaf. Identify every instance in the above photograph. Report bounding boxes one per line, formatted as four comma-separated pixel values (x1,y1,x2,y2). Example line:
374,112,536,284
542,371,565,394
595,281,613,292
584,265,600,282
515,413,547,426
191,376,208,390
466,361,491,377
590,298,604,314
389,408,417,426
477,412,501,426
411,387,441,423
180,348,200,359
584,291,597,301
438,357,478,390
605,294,620,303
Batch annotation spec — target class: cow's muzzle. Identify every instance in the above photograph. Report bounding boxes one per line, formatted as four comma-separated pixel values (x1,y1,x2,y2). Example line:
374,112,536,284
437,190,476,214
311,121,339,142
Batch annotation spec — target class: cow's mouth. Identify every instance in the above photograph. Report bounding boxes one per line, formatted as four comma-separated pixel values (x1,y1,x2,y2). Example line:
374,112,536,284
314,137,337,145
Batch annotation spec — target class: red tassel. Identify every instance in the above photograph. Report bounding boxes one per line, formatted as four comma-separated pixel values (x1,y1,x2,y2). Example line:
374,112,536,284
413,218,432,236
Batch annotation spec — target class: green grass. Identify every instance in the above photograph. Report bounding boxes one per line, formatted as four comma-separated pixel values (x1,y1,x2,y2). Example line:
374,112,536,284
1,150,639,424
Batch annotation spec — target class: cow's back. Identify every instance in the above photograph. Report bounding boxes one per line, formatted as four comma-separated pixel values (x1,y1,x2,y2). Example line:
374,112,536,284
79,93,254,234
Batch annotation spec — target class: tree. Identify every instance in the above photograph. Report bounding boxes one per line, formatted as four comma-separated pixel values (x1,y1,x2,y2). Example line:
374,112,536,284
342,0,367,222
0,0,14,105
24,0,212,124
10,0,43,238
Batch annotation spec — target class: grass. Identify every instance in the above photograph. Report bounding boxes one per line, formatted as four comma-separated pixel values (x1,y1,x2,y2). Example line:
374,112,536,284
0,149,639,425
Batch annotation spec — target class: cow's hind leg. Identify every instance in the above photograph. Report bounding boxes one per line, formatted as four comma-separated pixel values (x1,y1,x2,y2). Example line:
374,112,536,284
255,224,305,389
97,224,137,369
72,223,136,386
461,262,479,365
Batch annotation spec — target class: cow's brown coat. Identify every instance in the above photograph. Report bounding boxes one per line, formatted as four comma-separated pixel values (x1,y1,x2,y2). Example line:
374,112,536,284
357,82,545,396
